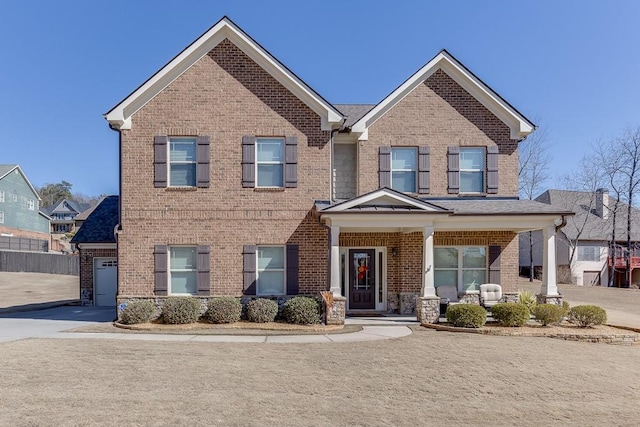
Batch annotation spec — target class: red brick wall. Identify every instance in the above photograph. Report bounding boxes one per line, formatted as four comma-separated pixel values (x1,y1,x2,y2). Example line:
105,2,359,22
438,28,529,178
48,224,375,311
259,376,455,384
78,248,117,305
0,225,50,242
118,39,330,297
360,69,519,196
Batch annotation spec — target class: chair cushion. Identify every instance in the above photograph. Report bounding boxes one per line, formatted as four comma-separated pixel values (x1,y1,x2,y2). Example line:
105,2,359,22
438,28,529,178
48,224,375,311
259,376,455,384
479,284,502,304
436,285,459,302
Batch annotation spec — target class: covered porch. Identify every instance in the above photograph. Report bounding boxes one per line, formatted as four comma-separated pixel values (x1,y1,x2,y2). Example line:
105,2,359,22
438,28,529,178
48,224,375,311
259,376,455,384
317,188,570,324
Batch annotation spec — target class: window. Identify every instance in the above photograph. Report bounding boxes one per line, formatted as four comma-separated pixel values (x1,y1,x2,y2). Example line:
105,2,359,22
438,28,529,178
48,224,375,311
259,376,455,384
391,148,417,192
27,199,35,210
257,246,285,295
0,211,4,223
256,138,284,187
578,246,600,262
11,192,17,202
169,137,197,187
169,246,197,294
459,147,485,193
0,190,4,203
434,246,486,292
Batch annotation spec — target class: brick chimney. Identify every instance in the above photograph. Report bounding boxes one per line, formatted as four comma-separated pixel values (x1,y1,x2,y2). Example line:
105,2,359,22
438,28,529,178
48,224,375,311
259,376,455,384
595,188,609,219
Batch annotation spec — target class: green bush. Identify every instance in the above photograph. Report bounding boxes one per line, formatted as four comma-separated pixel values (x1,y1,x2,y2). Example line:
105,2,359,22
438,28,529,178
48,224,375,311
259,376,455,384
568,305,607,328
445,304,487,328
283,297,321,325
246,298,279,323
532,304,565,326
204,297,242,324
561,300,571,317
491,303,530,327
161,297,202,324
120,300,156,325
517,290,537,313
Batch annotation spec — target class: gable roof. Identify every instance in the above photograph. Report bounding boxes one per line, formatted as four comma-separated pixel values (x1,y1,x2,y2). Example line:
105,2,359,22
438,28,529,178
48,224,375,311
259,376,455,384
71,196,119,244
334,104,375,128
319,187,451,213
105,16,343,131
0,164,42,201
536,189,640,241
44,199,91,216
350,50,534,140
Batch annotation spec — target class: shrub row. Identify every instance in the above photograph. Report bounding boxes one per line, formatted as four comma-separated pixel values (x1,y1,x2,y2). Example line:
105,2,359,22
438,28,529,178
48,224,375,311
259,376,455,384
119,296,321,326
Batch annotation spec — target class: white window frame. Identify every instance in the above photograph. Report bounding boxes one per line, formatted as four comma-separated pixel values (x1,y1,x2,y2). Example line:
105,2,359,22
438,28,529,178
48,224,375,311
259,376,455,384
168,246,198,295
0,190,4,203
27,199,35,210
434,246,487,292
0,211,4,223
577,246,600,262
168,137,197,187
390,147,417,193
255,137,284,188
256,245,286,296
11,192,17,202
459,147,485,193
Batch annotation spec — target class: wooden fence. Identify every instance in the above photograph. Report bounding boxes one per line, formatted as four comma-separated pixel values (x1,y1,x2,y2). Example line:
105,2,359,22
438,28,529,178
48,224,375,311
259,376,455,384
0,236,48,252
0,250,79,275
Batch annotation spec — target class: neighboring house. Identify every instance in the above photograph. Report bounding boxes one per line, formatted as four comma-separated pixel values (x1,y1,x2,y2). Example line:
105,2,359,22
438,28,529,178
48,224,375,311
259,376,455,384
44,199,91,234
104,16,571,320
70,196,119,306
74,200,102,233
520,189,640,287
0,164,50,250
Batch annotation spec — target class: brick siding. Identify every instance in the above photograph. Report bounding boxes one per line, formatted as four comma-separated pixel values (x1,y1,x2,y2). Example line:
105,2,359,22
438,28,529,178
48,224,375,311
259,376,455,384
0,225,50,242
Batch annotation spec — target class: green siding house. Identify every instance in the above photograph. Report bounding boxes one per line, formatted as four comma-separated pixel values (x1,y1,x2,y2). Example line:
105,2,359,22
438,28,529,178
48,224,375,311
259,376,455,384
0,165,50,238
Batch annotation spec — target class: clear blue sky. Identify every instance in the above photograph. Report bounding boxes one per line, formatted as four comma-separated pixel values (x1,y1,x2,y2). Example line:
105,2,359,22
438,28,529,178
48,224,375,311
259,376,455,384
1,0,638,197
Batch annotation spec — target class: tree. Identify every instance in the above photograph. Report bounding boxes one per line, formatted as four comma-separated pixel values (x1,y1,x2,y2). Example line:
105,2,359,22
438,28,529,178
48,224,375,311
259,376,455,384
518,124,550,281
39,181,73,208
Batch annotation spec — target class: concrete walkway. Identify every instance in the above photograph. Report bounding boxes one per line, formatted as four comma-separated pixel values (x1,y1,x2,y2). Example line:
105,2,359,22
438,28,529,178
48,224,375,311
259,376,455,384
0,306,413,344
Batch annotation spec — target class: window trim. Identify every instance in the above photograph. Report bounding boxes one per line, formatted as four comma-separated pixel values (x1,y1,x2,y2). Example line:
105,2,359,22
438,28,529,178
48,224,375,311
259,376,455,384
390,147,417,193
168,137,197,188
27,199,35,210
255,137,285,188
256,245,286,296
0,211,4,223
577,246,601,262
434,246,487,293
168,245,198,295
459,147,486,194
0,190,4,203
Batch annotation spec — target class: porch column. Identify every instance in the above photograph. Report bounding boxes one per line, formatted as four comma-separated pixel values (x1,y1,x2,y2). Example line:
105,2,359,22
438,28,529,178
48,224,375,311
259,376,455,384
422,226,436,297
541,225,559,297
330,225,342,297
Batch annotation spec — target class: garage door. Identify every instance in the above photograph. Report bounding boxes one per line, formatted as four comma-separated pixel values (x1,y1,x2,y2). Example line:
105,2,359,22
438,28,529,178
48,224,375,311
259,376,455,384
583,271,601,286
95,258,117,306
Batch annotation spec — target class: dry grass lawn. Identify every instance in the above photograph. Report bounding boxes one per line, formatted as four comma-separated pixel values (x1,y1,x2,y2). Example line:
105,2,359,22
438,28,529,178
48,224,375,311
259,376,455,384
1,328,639,426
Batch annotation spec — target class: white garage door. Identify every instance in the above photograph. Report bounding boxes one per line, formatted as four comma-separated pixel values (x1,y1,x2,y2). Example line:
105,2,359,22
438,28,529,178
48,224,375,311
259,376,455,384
95,258,117,306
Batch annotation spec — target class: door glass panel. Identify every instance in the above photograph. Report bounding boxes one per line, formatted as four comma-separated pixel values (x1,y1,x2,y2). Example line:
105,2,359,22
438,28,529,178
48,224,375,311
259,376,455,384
353,252,371,290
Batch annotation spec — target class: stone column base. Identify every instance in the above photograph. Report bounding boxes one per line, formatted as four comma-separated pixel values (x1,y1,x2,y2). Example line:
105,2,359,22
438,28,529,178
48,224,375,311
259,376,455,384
399,292,417,315
324,296,346,325
536,294,563,305
416,296,440,324
459,291,480,305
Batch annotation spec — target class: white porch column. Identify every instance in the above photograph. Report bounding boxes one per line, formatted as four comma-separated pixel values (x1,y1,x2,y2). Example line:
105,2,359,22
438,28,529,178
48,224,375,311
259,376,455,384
541,225,559,296
422,226,436,297
330,225,342,297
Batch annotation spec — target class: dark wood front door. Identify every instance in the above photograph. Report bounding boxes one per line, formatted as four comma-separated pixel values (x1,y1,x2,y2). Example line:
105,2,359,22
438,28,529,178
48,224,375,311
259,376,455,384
349,249,376,310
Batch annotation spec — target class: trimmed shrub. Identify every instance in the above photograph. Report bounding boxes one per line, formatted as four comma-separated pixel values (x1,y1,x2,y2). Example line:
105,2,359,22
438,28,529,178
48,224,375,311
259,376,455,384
517,290,537,313
246,298,278,323
204,297,242,324
491,303,530,327
283,297,321,325
161,297,202,324
561,300,571,317
445,304,487,328
532,304,564,326
120,300,156,325
568,305,607,328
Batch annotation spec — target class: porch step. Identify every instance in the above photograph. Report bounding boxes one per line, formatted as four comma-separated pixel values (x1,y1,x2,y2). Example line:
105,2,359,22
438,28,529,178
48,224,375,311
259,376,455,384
345,315,419,326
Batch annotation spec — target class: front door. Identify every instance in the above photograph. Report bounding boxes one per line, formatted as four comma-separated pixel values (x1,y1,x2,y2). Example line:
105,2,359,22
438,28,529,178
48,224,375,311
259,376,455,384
349,249,376,310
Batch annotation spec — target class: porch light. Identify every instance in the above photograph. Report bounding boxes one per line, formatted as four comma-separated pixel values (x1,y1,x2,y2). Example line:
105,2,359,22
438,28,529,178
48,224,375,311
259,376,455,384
391,247,399,257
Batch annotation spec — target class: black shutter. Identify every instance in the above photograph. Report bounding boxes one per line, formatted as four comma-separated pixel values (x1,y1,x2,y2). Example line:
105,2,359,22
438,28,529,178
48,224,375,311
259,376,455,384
489,245,501,284
196,136,210,188
154,136,168,188
379,146,391,188
286,244,299,295
154,245,168,296
487,146,499,194
242,136,256,188
285,136,298,188
242,245,257,295
196,245,210,296
418,146,430,194
447,146,460,194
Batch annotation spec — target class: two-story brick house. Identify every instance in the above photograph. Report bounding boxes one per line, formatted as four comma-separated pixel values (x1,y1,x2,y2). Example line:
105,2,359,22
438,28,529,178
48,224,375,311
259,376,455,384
105,17,570,322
